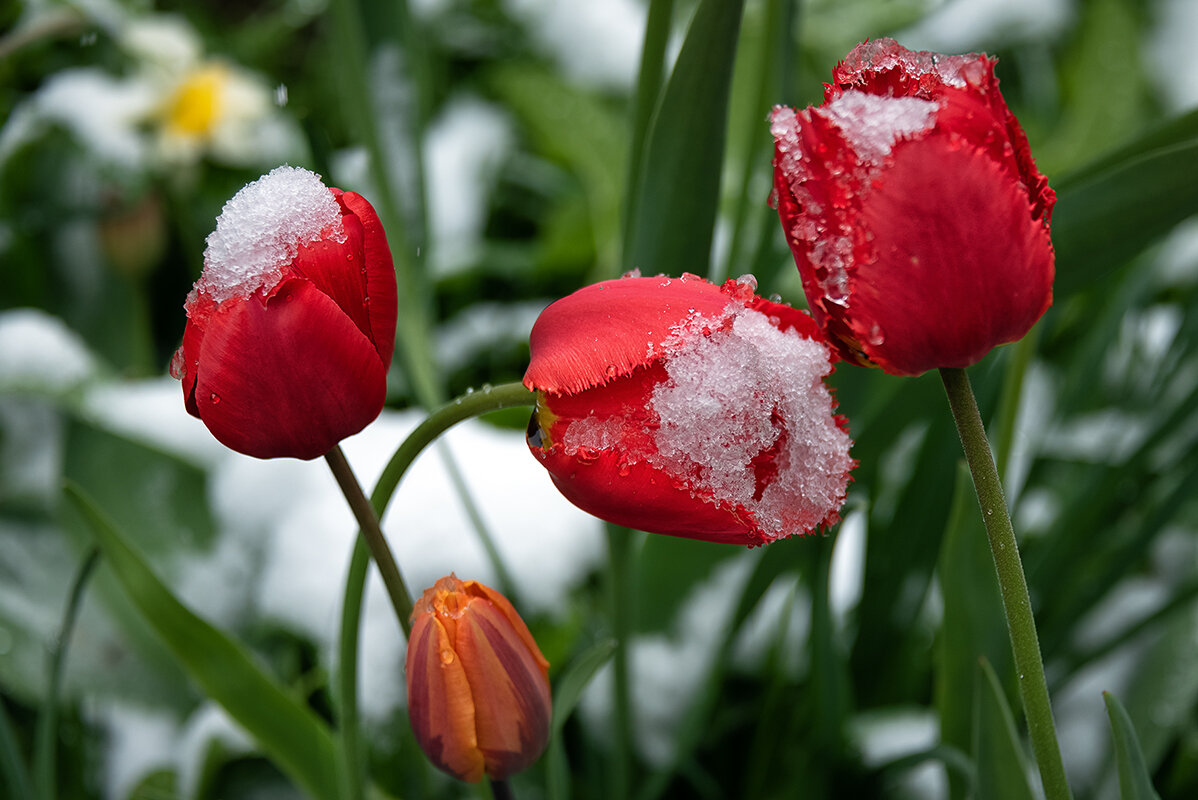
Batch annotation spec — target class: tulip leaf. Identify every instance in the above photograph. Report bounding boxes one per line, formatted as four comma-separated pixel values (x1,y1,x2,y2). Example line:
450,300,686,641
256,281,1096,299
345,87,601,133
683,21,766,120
62,483,339,800
1104,691,1164,800
1052,106,1198,296
936,463,1011,800
973,658,1036,800
623,0,745,276
551,638,617,735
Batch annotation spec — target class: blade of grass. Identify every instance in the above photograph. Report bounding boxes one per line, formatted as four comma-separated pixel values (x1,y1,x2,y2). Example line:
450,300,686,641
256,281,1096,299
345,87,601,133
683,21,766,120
1103,692,1163,800
0,698,34,800
63,483,339,800
974,658,1037,800
623,0,746,276
34,547,99,800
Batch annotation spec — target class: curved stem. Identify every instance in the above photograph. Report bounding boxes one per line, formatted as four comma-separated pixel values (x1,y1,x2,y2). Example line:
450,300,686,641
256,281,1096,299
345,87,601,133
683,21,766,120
325,445,414,638
939,367,1072,800
331,383,535,796
35,547,100,800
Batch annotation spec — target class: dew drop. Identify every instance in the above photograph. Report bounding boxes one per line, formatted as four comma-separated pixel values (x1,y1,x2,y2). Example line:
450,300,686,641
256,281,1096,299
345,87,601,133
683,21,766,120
735,273,758,291
768,293,783,304
345,253,354,261
866,323,885,346
209,393,221,405
605,365,619,379
439,648,456,665
617,462,632,477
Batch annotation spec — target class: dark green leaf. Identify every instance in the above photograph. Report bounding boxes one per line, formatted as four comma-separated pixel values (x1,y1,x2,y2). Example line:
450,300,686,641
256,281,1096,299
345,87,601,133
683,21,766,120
1051,107,1198,296
623,0,745,275
63,483,338,800
551,638,617,735
973,658,1036,800
1104,691,1163,800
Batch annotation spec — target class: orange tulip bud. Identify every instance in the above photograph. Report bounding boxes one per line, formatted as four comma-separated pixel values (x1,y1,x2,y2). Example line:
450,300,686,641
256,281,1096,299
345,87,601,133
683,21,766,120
405,575,551,783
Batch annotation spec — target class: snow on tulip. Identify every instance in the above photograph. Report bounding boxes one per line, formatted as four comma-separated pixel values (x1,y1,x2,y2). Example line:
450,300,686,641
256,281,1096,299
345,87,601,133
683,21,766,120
523,273,854,547
771,38,1056,376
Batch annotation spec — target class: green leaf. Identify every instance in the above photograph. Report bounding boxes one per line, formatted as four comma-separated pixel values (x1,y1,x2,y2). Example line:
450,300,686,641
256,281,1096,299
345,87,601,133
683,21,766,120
936,464,1010,800
1051,107,1198,296
1104,691,1163,800
551,638,617,735
973,658,1036,800
546,638,617,800
63,483,338,800
623,0,745,275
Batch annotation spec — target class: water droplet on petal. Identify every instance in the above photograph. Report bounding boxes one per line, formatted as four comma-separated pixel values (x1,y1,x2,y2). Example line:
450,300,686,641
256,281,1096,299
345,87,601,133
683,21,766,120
605,365,619,379
439,648,456,665
209,393,221,405
866,323,885,346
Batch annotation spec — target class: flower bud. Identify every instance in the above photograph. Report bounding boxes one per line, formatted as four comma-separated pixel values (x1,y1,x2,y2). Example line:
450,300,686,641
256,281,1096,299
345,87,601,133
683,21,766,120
406,575,551,783
524,274,854,546
771,38,1055,376
171,166,397,459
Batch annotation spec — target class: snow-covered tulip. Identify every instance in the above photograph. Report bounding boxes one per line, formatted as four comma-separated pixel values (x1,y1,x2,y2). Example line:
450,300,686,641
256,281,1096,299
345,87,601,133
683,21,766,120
771,38,1055,376
171,166,397,459
523,274,854,547
406,575,551,783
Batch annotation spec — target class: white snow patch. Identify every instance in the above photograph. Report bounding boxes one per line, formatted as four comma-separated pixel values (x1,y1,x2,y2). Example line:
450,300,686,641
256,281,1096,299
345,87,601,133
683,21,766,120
195,166,344,305
897,0,1075,52
818,91,939,166
504,0,646,88
647,306,853,540
0,309,97,393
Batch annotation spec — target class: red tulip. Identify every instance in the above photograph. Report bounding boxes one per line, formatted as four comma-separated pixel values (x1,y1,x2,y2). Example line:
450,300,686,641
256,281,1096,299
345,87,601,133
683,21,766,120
523,274,854,547
406,575,551,783
771,38,1055,376
171,166,397,459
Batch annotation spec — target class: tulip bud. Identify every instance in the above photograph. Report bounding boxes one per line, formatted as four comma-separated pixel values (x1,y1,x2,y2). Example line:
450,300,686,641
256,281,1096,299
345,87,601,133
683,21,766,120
171,166,397,459
523,273,854,547
406,575,551,783
771,38,1055,376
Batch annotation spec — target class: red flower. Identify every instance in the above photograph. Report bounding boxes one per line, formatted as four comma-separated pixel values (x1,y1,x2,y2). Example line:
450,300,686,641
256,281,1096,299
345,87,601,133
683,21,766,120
523,274,854,547
770,38,1055,376
406,575,551,783
171,166,397,459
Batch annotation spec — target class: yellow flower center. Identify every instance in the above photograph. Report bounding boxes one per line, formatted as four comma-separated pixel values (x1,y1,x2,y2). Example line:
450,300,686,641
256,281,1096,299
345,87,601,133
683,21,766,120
164,64,227,136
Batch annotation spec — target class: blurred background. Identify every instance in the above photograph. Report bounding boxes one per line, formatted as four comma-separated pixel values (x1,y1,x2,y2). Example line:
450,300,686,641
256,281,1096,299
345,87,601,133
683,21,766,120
3,0,1198,798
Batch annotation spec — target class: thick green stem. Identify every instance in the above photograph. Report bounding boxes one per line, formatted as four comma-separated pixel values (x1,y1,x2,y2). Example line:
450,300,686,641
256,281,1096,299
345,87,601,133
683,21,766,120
334,538,370,800
325,445,414,637
939,367,1072,800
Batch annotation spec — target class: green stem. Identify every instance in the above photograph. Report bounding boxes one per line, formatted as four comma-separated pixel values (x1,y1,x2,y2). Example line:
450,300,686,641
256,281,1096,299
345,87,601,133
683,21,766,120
334,538,370,800
993,330,1038,483
325,445,414,638
490,777,514,800
605,527,636,799
35,547,100,800
938,367,1072,800
0,697,34,800
331,383,535,795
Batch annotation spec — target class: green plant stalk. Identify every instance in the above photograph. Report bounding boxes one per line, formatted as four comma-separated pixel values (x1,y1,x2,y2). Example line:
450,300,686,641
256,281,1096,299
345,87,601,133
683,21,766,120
34,547,100,800
334,537,370,800
605,527,635,800
994,329,1038,482
0,689,35,800
490,777,514,800
332,383,535,795
939,367,1072,800
326,445,414,637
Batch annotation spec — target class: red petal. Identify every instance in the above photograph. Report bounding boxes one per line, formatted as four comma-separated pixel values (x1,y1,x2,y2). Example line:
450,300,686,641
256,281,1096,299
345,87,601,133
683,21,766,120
532,445,770,545
406,613,486,783
851,136,1054,375
524,276,733,395
336,190,398,366
191,278,388,459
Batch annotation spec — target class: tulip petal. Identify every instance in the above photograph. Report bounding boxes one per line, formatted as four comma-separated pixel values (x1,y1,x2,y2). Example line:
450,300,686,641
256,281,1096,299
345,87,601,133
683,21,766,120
406,613,486,783
337,190,398,366
524,276,732,395
192,278,387,459
456,598,552,779
852,137,1054,375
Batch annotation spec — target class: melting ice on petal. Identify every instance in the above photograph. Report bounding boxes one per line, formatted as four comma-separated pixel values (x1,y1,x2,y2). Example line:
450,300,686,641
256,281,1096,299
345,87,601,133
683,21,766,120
818,91,939,168
649,306,853,540
195,166,345,305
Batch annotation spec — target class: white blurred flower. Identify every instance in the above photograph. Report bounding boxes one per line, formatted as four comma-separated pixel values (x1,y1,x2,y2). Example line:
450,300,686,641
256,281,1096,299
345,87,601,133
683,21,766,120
0,13,303,172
